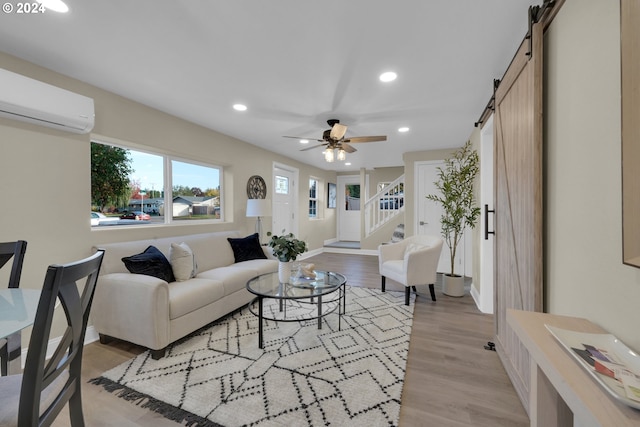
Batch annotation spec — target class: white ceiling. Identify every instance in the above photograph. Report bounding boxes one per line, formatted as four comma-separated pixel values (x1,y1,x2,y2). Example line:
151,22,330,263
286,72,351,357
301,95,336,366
0,0,540,171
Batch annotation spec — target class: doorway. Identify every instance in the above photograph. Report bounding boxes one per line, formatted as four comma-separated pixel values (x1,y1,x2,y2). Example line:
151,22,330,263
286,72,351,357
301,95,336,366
337,175,361,242
272,163,298,238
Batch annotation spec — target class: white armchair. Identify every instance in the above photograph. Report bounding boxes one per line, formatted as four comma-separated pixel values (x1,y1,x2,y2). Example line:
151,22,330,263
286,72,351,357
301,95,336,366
378,235,444,305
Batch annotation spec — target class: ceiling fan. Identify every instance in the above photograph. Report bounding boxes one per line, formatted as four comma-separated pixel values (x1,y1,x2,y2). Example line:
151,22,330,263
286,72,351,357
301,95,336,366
283,119,387,162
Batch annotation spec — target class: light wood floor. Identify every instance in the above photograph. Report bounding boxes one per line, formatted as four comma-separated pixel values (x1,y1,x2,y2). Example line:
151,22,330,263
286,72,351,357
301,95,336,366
51,252,528,426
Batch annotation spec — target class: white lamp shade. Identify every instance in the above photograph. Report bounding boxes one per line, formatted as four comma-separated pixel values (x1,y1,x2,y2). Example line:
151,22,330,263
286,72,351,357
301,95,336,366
246,199,271,217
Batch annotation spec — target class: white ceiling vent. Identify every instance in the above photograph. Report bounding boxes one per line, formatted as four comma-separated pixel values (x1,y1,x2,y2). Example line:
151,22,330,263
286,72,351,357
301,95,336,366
0,68,95,134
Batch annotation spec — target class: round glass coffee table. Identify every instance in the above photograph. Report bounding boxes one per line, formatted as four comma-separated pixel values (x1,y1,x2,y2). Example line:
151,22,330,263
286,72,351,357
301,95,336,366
246,270,347,348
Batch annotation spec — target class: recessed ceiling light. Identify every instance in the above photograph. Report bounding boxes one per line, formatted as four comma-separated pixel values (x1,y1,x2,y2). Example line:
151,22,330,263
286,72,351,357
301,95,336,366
233,104,247,111
398,127,410,133
37,0,69,12
300,139,309,144
379,71,397,82
345,162,352,166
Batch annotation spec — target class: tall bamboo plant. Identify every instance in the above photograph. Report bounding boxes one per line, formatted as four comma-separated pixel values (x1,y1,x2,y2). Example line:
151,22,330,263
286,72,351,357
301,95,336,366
426,141,481,277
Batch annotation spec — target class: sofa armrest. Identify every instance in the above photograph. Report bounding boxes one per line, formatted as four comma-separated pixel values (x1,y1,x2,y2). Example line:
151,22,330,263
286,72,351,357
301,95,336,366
92,273,170,350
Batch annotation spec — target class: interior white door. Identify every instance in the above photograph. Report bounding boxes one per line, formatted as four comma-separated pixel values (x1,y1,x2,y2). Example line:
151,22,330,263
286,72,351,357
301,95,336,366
415,160,464,274
337,175,361,242
272,165,297,237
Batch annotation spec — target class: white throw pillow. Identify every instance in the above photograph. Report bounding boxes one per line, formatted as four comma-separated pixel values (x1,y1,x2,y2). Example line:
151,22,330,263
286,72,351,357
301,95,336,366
170,242,197,281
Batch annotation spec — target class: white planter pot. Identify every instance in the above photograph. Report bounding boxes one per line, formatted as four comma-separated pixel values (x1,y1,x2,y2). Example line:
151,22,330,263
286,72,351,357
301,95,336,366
278,261,292,284
443,274,465,297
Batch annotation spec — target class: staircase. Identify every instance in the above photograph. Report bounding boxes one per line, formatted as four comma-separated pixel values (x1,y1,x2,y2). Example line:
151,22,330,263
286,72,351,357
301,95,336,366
364,174,404,237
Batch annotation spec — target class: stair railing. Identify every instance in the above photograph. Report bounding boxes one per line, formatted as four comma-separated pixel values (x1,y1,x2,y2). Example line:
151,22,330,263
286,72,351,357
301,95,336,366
364,174,405,237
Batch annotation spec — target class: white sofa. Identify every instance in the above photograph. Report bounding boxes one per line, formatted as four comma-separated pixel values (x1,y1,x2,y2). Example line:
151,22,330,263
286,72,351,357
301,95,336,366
92,231,277,359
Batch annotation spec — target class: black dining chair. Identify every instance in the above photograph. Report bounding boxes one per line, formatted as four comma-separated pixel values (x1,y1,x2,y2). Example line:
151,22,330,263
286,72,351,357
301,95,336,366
0,240,28,376
0,249,104,427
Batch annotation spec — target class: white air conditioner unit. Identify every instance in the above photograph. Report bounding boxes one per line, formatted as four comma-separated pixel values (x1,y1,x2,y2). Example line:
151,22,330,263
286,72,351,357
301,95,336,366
0,68,95,134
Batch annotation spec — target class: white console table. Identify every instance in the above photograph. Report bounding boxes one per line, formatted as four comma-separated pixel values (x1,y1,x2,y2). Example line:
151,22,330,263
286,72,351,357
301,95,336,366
507,309,640,427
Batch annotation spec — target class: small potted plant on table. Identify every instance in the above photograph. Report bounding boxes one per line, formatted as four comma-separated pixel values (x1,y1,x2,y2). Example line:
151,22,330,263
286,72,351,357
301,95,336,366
267,231,307,283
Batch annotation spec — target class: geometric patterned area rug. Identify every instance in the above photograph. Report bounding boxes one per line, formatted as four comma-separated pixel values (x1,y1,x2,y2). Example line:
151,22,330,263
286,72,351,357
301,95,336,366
90,286,415,427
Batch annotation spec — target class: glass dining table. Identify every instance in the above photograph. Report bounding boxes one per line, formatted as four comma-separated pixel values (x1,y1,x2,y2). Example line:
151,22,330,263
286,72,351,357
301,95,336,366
0,289,41,375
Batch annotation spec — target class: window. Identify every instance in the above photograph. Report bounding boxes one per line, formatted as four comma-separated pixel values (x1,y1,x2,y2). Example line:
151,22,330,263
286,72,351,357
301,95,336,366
90,140,222,227
275,175,289,194
309,178,319,218
171,159,221,221
345,184,360,211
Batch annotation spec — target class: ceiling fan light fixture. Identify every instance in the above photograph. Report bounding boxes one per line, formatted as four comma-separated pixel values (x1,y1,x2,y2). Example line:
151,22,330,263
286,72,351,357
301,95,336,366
323,148,335,162
337,148,346,161
379,71,397,82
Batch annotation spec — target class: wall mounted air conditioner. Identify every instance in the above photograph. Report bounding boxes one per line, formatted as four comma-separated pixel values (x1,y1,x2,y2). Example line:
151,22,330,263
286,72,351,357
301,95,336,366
0,68,95,134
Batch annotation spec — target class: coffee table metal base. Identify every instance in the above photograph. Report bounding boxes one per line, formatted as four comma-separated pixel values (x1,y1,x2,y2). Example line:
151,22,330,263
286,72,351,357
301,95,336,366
248,283,345,349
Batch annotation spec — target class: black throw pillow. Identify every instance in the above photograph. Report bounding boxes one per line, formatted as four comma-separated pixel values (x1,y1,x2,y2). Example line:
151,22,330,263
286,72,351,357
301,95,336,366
121,245,175,283
227,233,267,263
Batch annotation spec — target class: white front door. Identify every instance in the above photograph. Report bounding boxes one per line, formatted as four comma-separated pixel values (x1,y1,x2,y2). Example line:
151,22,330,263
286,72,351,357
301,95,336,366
415,160,464,274
337,175,361,241
272,164,298,238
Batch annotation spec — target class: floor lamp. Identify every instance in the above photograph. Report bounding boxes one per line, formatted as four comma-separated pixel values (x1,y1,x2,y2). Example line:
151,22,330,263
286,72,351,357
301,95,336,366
246,199,271,244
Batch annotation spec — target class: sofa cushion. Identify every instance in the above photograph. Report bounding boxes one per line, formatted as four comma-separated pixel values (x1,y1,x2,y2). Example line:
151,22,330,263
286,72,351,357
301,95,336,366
227,233,267,263
121,246,175,283
168,278,225,319
197,267,259,296
170,242,197,281
235,259,279,276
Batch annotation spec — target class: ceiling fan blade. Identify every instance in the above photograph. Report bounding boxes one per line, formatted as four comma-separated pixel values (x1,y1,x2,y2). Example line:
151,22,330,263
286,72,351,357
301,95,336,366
283,135,323,142
343,135,387,143
330,123,348,140
341,143,357,153
300,143,328,152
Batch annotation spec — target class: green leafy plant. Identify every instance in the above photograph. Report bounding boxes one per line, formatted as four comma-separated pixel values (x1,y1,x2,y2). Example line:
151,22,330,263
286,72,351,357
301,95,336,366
426,140,481,277
266,231,307,262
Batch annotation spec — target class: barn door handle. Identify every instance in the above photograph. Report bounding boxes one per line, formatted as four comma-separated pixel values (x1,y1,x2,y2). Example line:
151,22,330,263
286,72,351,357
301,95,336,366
484,204,495,240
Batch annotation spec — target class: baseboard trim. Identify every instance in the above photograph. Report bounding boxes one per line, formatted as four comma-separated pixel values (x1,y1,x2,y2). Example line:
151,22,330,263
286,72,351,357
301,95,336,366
323,247,378,256
470,283,482,311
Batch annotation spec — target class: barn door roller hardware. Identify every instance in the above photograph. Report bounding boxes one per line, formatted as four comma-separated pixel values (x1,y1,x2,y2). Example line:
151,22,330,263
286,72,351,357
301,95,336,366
474,79,501,128
526,0,556,57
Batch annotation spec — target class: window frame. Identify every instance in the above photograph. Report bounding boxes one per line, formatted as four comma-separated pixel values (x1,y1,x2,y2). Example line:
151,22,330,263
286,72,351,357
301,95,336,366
308,177,321,219
90,137,224,228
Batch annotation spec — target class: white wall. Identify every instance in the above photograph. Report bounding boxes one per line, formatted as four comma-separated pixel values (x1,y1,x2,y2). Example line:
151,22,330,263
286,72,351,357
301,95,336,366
545,0,640,349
